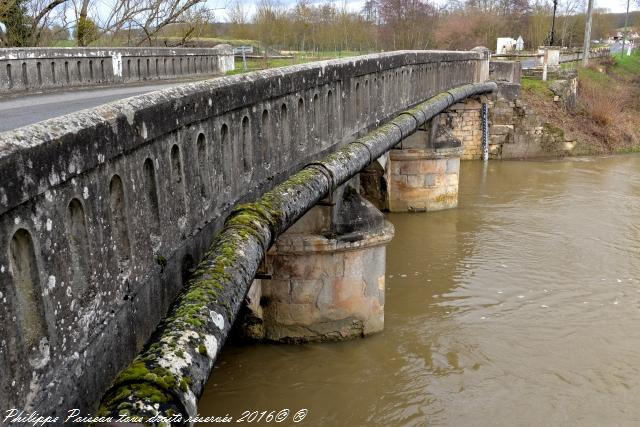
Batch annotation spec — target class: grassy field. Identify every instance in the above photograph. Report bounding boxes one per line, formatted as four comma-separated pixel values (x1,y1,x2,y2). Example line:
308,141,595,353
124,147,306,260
227,51,370,75
610,51,640,76
520,77,553,96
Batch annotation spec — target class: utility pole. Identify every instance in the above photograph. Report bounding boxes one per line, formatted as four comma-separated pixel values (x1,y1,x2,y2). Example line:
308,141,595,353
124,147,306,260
622,0,631,56
582,0,595,67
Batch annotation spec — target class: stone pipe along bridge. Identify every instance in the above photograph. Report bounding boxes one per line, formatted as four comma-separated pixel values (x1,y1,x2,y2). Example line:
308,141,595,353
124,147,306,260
0,49,520,423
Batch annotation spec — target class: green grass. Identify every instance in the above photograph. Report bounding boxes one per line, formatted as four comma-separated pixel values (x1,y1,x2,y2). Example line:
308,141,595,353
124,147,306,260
226,52,368,75
226,57,304,75
521,77,553,96
611,52,640,76
159,36,260,48
578,66,614,86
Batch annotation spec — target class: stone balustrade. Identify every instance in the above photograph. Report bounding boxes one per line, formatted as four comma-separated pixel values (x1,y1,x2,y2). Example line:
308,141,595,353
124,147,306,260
0,45,234,93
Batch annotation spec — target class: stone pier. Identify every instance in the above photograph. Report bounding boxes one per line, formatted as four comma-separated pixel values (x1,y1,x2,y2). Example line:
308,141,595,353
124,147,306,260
241,183,394,343
386,118,462,212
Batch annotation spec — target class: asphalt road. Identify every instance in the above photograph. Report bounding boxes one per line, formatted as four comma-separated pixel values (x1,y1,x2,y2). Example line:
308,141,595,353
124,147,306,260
0,79,210,133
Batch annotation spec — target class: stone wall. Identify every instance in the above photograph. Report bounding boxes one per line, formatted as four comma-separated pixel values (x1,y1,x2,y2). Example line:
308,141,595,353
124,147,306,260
494,47,610,69
387,146,461,211
442,60,583,160
0,50,488,415
441,98,484,160
558,46,610,65
489,91,582,159
0,45,234,93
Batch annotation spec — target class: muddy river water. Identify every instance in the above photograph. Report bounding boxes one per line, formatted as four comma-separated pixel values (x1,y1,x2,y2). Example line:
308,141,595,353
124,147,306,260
198,156,640,426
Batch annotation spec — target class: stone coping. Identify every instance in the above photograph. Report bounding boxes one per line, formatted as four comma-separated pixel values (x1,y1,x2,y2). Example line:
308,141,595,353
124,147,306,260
272,221,395,254
0,45,232,60
389,146,462,160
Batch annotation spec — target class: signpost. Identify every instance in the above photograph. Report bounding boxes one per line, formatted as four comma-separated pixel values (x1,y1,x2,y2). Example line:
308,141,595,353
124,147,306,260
233,46,254,71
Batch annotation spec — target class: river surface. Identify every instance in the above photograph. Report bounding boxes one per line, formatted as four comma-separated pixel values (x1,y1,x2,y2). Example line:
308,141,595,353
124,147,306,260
198,156,640,426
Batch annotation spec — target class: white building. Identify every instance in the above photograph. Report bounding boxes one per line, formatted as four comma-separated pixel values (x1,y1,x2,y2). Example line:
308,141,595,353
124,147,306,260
497,37,517,54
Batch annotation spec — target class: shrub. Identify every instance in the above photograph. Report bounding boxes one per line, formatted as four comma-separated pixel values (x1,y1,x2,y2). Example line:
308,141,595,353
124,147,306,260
578,78,620,127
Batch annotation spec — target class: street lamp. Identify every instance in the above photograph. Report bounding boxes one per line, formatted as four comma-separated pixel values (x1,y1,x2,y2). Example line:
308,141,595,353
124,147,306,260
550,0,558,46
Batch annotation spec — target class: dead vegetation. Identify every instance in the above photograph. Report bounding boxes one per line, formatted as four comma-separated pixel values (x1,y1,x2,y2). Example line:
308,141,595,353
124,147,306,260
521,55,640,154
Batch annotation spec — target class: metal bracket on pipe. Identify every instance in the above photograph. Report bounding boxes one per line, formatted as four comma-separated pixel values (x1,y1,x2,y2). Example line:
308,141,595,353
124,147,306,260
305,162,336,194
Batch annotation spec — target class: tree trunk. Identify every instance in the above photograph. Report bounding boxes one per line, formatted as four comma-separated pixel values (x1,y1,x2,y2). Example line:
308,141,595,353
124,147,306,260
77,0,90,46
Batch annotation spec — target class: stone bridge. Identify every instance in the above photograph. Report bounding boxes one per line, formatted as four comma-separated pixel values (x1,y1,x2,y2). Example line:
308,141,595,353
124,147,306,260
0,50,513,420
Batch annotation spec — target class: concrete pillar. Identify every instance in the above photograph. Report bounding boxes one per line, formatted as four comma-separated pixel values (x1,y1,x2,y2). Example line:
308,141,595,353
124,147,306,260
538,46,561,70
386,121,462,212
241,182,394,343
471,46,492,82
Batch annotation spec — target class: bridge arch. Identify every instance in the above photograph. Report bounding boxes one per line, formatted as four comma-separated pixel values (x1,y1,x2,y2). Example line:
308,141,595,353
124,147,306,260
296,97,306,152
241,116,252,173
8,228,47,354
142,158,161,239
6,63,12,88
195,132,210,202
326,90,334,138
108,174,132,272
261,109,271,169
66,197,91,296
220,122,231,190
312,93,319,142
170,144,187,219
280,103,290,155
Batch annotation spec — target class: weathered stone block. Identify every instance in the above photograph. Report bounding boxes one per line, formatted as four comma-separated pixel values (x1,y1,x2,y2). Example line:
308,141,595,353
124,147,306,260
419,159,446,174
291,279,325,304
445,173,458,187
398,161,423,175
446,158,460,173
491,124,514,135
490,134,508,145
407,175,425,188
262,279,291,303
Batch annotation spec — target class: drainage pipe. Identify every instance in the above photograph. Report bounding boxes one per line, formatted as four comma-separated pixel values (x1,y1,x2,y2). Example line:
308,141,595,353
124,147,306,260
97,81,497,424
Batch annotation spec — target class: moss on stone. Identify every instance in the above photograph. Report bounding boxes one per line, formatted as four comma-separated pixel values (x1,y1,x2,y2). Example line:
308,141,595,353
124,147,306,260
198,344,207,355
434,192,458,204
543,122,565,140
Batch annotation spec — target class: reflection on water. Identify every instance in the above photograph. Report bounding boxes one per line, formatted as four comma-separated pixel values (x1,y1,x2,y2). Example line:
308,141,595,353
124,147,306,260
199,155,640,426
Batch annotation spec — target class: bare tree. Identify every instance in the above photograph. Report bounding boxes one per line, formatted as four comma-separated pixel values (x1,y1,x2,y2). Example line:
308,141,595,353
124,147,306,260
1,0,70,46
227,0,252,40
95,0,213,46
376,0,438,50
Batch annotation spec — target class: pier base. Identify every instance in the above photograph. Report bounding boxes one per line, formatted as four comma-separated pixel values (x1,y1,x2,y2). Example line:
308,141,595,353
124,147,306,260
387,121,462,212
240,183,393,342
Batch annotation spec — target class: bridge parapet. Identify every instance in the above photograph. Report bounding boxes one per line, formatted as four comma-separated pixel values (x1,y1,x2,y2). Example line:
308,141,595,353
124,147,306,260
0,45,234,94
0,50,487,414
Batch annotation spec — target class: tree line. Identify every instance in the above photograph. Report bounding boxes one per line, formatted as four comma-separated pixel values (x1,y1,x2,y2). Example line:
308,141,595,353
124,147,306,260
0,0,635,51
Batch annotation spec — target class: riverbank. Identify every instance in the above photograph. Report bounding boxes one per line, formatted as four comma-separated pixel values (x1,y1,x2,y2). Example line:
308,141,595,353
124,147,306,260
521,53,640,155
